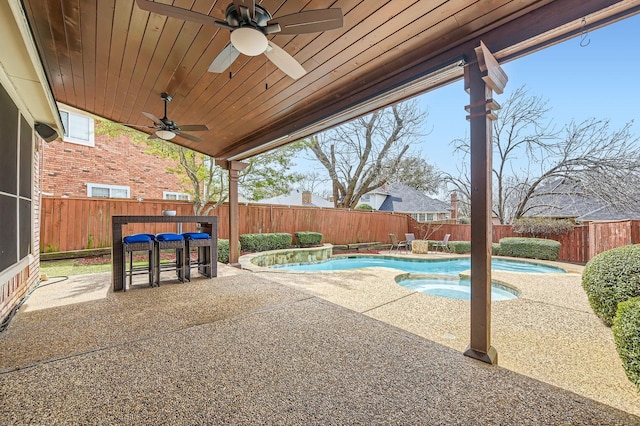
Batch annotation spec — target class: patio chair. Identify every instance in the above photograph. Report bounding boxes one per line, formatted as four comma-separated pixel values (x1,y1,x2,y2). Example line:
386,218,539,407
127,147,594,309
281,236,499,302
404,233,416,252
432,234,450,253
389,233,408,252
154,233,186,286
123,233,155,288
182,232,213,281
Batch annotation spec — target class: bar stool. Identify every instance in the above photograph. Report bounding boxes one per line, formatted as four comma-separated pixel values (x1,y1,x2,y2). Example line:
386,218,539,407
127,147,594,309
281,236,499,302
154,233,186,286
182,232,213,281
122,233,155,288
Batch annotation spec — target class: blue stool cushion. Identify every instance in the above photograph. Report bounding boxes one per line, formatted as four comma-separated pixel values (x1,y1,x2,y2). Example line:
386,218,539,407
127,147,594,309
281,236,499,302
123,234,153,244
155,233,184,242
183,232,211,240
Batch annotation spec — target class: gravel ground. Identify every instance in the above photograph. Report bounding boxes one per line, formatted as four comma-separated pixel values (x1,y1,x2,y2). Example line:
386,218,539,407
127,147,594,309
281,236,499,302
0,259,638,425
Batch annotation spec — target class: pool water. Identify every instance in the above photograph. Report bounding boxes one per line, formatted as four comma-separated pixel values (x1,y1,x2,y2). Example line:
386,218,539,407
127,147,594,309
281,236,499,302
396,276,519,301
272,255,565,275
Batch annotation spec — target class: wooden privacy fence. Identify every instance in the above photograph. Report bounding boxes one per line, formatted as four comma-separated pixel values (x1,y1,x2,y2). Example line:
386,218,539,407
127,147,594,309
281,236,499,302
40,197,410,253
41,197,640,264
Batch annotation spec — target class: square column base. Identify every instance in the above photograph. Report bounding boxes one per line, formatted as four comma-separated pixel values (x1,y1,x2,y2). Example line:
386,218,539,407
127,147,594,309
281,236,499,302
464,345,498,365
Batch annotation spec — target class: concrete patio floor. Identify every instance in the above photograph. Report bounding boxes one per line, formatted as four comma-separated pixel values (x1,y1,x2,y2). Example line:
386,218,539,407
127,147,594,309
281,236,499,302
1,261,639,424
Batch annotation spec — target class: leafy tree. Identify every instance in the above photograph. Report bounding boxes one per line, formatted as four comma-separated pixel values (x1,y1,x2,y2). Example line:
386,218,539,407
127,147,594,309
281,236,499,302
445,86,640,224
239,141,305,201
306,100,430,208
143,139,304,215
385,156,442,194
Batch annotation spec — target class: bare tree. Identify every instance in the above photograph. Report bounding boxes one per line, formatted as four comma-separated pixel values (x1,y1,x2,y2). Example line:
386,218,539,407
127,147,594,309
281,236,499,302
296,171,331,195
306,100,428,208
445,86,640,223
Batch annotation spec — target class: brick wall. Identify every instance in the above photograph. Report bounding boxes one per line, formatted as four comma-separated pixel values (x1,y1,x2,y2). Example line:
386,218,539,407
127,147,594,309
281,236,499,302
40,131,186,200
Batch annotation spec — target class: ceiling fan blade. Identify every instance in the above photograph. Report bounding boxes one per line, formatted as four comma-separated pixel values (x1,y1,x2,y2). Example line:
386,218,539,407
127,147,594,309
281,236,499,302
142,111,162,126
177,124,209,132
174,131,203,142
148,133,159,140
135,0,220,27
208,43,241,73
270,9,343,35
264,41,306,80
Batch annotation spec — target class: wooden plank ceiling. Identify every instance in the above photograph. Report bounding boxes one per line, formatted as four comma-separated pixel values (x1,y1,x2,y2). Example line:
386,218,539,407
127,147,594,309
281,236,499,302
23,0,639,160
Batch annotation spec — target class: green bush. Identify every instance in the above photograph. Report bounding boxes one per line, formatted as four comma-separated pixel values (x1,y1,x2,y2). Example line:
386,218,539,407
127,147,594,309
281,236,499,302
612,297,640,389
492,243,501,255
498,237,560,261
295,231,323,247
354,204,373,211
239,233,292,252
512,217,574,237
582,244,640,326
217,239,240,263
448,241,471,254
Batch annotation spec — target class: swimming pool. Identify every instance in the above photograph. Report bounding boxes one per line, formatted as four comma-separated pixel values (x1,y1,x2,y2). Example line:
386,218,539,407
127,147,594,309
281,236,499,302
272,255,566,275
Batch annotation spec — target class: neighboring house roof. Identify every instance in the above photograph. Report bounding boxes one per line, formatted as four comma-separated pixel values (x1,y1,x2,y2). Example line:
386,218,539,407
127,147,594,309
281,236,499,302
253,189,334,208
366,186,391,196
376,183,451,213
524,180,640,221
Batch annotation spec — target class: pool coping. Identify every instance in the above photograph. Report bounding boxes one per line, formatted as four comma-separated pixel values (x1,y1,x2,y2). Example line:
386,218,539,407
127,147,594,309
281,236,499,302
240,247,583,275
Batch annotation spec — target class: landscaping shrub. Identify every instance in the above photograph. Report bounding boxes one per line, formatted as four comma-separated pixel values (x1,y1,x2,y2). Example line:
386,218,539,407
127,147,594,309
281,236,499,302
354,204,373,211
498,237,560,261
512,217,574,237
612,297,640,389
295,231,323,247
492,243,501,255
582,244,640,326
239,233,292,252
448,241,471,254
217,239,240,263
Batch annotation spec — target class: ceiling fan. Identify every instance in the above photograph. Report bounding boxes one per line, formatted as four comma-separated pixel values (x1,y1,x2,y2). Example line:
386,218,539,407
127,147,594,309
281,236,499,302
132,92,209,142
135,0,343,80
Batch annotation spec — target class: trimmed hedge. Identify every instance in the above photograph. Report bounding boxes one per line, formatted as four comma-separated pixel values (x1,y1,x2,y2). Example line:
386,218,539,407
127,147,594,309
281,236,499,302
512,217,574,237
217,239,240,263
498,237,561,261
295,231,323,247
492,243,501,255
448,241,471,254
239,233,292,252
582,244,640,326
613,297,640,389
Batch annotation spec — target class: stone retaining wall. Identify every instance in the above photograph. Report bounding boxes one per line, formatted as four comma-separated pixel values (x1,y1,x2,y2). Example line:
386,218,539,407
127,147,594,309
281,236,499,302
247,245,333,268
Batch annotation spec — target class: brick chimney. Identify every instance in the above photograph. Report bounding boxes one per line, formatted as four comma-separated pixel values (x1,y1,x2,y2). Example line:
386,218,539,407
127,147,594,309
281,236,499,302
450,192,458,220
302,190,312,205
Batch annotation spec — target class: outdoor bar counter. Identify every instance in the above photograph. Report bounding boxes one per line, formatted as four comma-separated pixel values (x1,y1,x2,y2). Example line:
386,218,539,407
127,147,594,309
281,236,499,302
112,215,218,291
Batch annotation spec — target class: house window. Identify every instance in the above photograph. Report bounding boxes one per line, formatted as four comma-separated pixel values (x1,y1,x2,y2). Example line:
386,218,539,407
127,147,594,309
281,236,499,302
60,109,94,146
163,191,190,201
87,183,130,198
0,83,33,273
426,213,434,221
410,213,426,222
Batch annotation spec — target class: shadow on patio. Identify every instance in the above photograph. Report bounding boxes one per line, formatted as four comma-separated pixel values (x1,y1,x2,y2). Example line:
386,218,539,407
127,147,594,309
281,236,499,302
1,265,638,424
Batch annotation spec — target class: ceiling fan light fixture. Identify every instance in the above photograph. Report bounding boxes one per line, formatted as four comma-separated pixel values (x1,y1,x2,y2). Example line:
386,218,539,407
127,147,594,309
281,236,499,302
156,130,176,140
230,27,268,56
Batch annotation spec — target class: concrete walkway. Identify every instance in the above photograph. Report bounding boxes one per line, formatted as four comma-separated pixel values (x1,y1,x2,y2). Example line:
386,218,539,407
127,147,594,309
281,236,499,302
1,264,639,425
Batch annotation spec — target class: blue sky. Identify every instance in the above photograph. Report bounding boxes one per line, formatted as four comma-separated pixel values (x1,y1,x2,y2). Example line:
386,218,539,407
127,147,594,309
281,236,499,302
417,13,640,175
